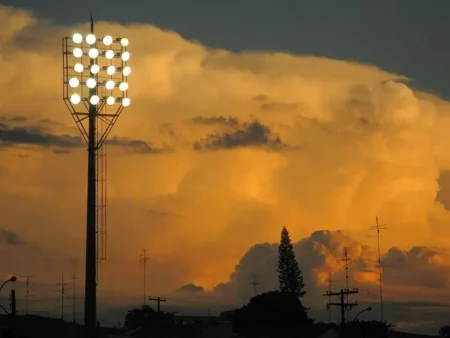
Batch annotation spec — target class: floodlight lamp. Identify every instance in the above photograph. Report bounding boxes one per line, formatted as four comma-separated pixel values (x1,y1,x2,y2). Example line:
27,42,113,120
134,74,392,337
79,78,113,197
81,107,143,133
105,50,115,60
73,33,83,44
88,48,99,59
70,93,81,104
73,48,83,58
74,63,84,73
103,36,113,45
119,82,128,91
86,78,97,89
90,95,100,105
122,97,131,107
90,64,100,74
105,80,115,90
69,78,80,88
120,38,129,47
121,52,130,61
123,66,131,76
86,34,96,45
106,66,116,75
106,96,115,105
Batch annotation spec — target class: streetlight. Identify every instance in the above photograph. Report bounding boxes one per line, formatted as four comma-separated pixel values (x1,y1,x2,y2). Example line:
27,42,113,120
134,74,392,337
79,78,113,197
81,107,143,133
62,17,131,338
352,306,372,322
0,276,17,293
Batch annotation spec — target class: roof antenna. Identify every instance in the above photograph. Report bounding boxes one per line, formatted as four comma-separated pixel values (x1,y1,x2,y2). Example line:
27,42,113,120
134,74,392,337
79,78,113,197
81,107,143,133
90,14,94,34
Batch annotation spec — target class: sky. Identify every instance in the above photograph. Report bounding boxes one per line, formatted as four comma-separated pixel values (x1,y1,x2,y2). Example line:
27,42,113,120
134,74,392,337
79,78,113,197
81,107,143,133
2,1,450,334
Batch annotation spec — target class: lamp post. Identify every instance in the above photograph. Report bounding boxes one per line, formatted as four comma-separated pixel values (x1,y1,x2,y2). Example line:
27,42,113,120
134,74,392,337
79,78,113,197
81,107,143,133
0,276,16,293
62,18,131,338
352,306,372,322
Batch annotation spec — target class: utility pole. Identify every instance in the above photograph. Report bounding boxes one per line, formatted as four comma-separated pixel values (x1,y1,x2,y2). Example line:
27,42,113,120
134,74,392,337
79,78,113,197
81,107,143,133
9,289,16,338
250,273,260,297
369,215,387,322
140,250,149,306
57,273,69,320
149,297,166,314
338,248,353,321
71,273,78,323
324,288,359,334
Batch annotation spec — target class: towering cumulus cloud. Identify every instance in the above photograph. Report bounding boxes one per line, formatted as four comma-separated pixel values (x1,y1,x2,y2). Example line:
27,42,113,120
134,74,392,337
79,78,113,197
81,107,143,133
2,6,450,326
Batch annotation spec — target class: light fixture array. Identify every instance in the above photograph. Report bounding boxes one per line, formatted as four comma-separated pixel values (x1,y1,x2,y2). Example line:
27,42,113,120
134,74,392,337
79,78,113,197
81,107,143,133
64,33,131,107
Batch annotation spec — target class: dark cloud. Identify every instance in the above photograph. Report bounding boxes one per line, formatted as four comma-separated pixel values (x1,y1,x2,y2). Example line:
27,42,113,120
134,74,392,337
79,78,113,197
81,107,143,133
178,283,204,293
261,102,298,111
252,95,268,102
0,122,82,149
193,120,288,151
106,137,173,154
0,229,27,245
191,116,240,127
436,170,450,210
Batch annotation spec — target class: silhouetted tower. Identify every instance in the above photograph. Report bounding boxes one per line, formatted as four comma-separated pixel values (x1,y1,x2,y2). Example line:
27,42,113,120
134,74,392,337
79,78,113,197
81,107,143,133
327,272,334,323
369,215,387,321
140,249,149,305
57,273,69,320
62,17,131,338
19,276,33,315
71,273,78,322
338,248,353,321
250,273,260,297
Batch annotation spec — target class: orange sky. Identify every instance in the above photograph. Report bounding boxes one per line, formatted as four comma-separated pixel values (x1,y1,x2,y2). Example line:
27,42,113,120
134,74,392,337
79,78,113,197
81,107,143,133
2,6,450,323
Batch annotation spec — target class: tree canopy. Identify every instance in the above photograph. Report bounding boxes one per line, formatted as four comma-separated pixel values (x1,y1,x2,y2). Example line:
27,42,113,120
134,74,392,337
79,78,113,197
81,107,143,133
124,305,174,330
277,226,306,298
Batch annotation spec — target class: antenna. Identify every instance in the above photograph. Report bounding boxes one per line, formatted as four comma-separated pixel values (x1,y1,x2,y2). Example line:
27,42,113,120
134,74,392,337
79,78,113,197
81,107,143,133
139,250,149,305
337,247,353,321
327,272,334,324
250,273,260,297
369,215,388,322
18,276,33,315
71,273,78,323
56,273,69,320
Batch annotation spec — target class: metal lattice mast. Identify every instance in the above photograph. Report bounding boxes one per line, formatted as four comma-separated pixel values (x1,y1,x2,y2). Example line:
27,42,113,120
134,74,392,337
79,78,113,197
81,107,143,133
62,18,131,338
337,248,353,321
250,273,260,297
56,273,69,320
140,250,149,306
71,273,78,323
369,215,388,322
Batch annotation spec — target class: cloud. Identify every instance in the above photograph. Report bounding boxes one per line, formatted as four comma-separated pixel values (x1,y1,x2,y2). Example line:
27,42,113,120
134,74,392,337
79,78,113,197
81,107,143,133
0,229,27,245
3,7,450,334
177,283,204,293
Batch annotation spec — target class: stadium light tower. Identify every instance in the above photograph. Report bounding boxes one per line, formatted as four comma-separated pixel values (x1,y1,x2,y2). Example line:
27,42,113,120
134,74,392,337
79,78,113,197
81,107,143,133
62,17,131,338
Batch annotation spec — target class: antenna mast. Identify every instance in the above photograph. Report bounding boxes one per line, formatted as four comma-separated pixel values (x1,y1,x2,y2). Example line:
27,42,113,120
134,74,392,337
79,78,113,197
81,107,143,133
56,273,69,320
71,273,78,322
140,250,149,305
338,248,353,321
369,215,388,321
250,273,260,297
327,272,334,323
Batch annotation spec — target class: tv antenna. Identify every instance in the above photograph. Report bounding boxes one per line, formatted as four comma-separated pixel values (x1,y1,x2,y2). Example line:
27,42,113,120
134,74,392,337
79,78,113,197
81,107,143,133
71,273,78,322
56,273,69,320
250,273,260,297
327,271,334,323
369,215,387,321
140,249,149,305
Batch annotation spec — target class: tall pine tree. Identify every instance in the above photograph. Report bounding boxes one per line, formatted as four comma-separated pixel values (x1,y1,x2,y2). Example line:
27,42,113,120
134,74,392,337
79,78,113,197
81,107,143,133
277,226,306,298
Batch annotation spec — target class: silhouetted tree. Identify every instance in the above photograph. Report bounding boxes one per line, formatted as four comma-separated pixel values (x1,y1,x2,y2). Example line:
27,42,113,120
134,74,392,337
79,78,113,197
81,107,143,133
440,325,450,338
233,291,311,337
277,226,306,298
124,305,174,330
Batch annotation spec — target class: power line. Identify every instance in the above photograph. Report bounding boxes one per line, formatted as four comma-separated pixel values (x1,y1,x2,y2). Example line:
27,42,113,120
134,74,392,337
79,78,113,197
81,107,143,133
369,215,388,322
71,273,78,323
324,288,359,327
250,273,260,297
56,273,69,320
139,249,149,306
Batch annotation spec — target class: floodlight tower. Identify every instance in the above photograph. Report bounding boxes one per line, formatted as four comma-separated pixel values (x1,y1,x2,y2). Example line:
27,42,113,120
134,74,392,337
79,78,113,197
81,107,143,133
62,17,131,338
